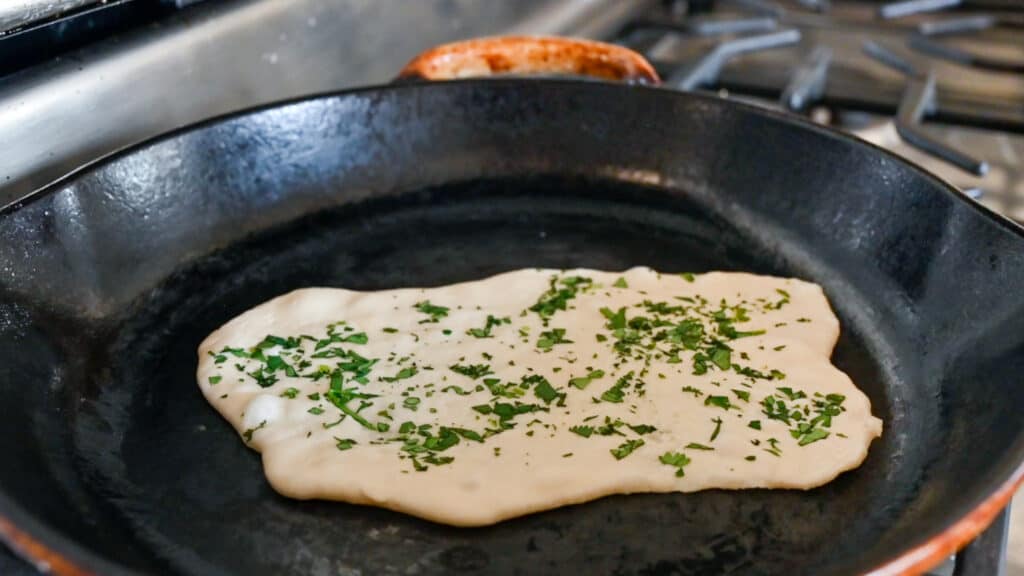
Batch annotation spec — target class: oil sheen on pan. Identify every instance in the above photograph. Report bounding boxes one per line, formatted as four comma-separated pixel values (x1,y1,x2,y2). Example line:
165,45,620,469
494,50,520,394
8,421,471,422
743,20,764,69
196,267,883,526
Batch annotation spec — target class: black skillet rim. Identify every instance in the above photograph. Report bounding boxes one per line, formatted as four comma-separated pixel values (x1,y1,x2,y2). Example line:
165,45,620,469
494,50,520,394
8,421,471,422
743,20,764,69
0,78,1022,576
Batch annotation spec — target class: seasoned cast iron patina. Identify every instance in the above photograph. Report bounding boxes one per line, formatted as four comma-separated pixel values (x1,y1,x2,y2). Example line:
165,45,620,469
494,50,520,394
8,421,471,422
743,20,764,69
0,37,1022,576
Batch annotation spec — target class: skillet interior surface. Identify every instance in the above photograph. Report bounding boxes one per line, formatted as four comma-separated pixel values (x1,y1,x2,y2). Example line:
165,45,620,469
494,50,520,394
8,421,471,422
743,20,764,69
0,80,1022,576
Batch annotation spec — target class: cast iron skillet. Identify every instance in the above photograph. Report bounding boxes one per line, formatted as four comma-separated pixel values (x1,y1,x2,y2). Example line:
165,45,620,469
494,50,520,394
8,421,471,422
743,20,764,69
0,37,1022,576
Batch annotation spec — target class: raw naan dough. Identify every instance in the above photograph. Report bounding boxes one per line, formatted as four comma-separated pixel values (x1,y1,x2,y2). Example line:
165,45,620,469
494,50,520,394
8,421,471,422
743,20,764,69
197,268,882,526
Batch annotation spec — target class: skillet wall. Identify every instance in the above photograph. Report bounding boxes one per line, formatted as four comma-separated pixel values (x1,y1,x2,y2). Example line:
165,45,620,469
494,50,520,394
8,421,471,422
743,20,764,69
0,80,1022,574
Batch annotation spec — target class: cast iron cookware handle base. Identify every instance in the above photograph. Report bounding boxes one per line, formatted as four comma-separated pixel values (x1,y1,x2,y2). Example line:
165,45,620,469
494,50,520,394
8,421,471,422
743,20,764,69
397,35,661,84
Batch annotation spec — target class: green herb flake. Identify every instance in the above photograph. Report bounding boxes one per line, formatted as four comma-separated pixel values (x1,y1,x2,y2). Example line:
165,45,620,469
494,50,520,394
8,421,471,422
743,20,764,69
613,277,629,288
798,428,830,446
748,420,762,430
450,363,493,380
536,328,572,350
628,424,657,435
600,372,633,403
280,387,299,399
710,416,723,441
383,366,418,382
610,438,645,460
570,425,594,438
208,375,222,385
685,443,714,451
704,395,733,410
242,420,266,443
659,451,692,477
334,437,357,451
467,315,511,339
414,300,450,323
308,406,325,415
529,275,593,321
533,378,561,405
568,369,606,390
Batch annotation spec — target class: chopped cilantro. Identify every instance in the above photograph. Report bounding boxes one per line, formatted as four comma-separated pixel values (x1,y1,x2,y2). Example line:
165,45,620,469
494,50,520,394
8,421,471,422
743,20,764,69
449,363,493,380
570,425,594,438
414,300,449,323
610,438,645,460
532,378,561,405
383,366,418,382
335,437,357,451
529,275,592,321
467,315,511,338
568,369,605,390
704,395,733,410
242,420,266,442
710,416,723,441
600,371,633,403
659,451,691,476
536,328,572,350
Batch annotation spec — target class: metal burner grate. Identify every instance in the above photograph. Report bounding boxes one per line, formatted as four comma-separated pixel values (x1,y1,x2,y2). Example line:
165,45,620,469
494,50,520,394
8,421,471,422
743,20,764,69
611,0,1024,223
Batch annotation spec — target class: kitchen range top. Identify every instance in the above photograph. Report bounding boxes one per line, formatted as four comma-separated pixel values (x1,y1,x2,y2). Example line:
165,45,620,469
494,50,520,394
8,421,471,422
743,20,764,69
0,1,1020,574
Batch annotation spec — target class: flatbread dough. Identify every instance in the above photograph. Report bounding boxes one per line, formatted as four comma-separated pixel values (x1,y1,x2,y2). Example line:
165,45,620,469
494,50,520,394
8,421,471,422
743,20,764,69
197,268,882,526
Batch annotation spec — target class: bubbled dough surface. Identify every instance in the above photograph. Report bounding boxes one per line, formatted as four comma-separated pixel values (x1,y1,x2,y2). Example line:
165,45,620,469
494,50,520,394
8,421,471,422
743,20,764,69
197,268,883,526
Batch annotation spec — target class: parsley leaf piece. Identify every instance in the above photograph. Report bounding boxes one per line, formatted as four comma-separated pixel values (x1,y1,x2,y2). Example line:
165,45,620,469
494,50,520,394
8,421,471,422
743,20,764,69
414,300,449,323
710,416,723,441
798,428,830,446
659,451,692,476
529,275,592,320
568,369,606,390
467,315,511,338
599,371,633,404
450,363,493,380
536,328,572,350
610,438,645,460
704,395,733,410
383,367,418,382
570,425,594,438
334,437,357,451
533,378,560,405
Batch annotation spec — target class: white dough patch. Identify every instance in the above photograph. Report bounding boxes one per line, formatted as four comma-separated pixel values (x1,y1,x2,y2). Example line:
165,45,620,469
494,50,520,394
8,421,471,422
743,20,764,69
197,267,882,526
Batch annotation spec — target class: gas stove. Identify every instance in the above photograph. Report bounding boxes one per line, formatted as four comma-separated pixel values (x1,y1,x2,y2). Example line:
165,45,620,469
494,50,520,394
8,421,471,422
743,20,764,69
617,0,1024,223
0,1,1020,575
